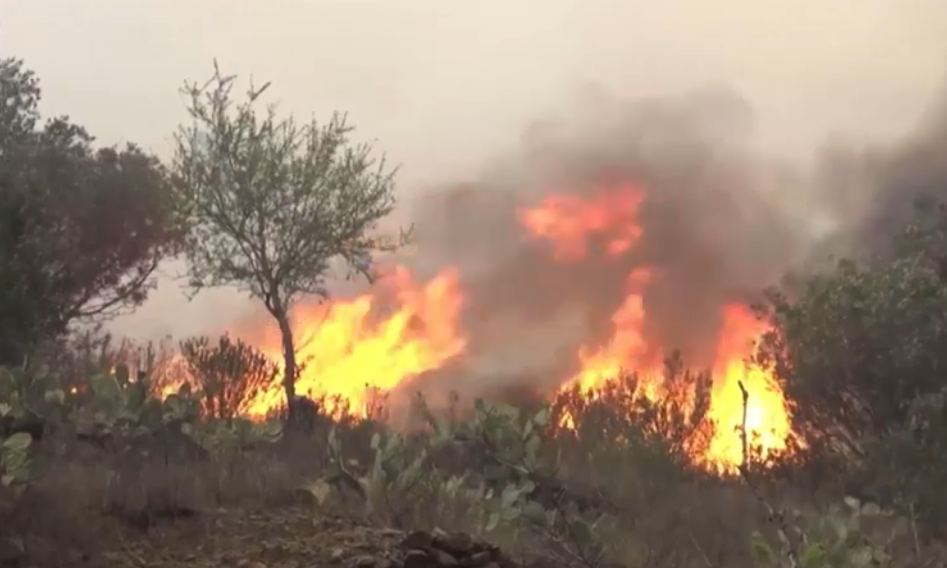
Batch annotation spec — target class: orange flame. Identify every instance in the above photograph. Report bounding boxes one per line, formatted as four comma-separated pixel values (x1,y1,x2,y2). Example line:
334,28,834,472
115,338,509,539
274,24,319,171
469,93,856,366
208,181,795,473
246,266,467,417
704,304,791,467
519,184,794,471
518,184,645,261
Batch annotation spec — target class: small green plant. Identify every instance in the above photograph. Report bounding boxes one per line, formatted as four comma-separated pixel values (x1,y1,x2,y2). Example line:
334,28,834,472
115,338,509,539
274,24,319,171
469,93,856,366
69,364,203,443
0,365,65,419
183,416,283,456
750,497,908,568
0,432,32,491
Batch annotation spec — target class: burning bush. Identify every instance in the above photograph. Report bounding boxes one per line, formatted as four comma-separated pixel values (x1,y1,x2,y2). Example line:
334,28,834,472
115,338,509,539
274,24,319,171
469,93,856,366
179,334,279,420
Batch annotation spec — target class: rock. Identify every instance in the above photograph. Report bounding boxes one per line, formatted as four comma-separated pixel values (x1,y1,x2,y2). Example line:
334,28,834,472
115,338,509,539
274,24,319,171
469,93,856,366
493,552,519,568
467,552,493,568
394,530,520,568
402,550,439,568
433,532,475,556
330,548,346,563
433,551,458,567
400,531,436,552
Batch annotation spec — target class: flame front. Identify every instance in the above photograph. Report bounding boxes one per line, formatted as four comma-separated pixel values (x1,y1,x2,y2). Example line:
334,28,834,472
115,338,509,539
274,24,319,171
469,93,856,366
247,266,467,417
519,183,794,470
235,181,794,472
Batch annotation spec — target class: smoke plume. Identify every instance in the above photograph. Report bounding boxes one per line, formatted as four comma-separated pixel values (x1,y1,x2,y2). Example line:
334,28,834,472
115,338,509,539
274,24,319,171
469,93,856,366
400,82,947,402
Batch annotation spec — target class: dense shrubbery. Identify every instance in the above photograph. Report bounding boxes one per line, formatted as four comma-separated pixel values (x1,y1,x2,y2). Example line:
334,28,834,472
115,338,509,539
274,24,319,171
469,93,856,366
757,202,947,536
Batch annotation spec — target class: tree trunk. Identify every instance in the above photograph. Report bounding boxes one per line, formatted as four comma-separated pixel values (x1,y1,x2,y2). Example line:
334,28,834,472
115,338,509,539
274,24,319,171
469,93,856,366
273,310,298,422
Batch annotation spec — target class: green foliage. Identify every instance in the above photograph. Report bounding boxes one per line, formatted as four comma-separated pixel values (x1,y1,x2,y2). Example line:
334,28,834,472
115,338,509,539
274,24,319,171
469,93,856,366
750,497,908,568
71,364,163,435
171,63,405,302
180,334,278,419
0,57,182,365
183,417,283,457
0,366,64,421
758,257,947,445
755,202,947,526
0,365,68,499
300,398,612,565
170,61,410,408
0,433,32,490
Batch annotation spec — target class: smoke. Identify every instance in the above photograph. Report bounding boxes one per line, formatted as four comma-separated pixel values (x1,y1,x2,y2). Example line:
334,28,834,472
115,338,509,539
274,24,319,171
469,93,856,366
400,81,947,401
813,87,947,259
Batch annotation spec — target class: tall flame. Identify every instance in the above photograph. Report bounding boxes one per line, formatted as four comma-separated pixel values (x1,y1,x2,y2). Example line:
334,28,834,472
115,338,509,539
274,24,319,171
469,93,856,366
246,266,467,417
518,183,793,469
232,181,794,472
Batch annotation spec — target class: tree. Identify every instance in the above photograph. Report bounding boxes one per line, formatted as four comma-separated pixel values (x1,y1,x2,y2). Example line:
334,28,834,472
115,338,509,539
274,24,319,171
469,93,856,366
170,64,407,419
179,334,278,419
0,57,183,364
758,257,947,447
755,202,947,524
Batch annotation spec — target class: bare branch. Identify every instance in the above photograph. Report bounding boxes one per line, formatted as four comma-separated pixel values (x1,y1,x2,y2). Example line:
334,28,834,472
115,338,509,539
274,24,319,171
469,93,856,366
738,380,799,568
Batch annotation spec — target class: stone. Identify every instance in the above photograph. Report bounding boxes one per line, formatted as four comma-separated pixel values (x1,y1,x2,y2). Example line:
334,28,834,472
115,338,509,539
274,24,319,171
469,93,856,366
402,550,438,568
330,548,346,563
400,531,436,552
467,552,493,568
433,532,475,556
433,550,458,567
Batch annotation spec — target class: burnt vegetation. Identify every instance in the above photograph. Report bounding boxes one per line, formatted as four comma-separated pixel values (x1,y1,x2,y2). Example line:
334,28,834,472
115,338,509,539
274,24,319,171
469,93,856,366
2,54,947,568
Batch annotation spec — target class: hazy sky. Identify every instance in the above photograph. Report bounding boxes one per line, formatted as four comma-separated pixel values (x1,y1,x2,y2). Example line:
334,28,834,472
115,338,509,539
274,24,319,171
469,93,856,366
2,1,946,340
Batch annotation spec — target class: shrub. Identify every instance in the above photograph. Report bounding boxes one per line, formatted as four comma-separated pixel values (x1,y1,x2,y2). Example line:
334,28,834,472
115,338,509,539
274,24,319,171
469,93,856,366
756,202,947,530
179,334,278,420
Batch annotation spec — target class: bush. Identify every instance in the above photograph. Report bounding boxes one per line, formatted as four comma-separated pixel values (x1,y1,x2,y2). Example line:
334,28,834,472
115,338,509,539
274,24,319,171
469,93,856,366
757,202,947,530
179,334,279,420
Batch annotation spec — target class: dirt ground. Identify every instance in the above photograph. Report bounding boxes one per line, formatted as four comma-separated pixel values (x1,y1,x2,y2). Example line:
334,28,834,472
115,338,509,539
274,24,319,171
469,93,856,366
18,508,408,568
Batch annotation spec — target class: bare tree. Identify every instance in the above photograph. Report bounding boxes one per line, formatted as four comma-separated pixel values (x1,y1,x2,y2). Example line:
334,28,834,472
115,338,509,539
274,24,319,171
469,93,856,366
171,63,407,419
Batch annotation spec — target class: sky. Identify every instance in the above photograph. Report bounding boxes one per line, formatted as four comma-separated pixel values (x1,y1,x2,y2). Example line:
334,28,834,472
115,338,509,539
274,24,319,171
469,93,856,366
2,0,947,341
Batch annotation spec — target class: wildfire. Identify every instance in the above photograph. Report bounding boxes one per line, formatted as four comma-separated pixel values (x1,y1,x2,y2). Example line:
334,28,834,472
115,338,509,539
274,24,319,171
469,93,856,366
221,181,794,473
704,304,792,467
518,184,645,261
246,266,467,417
518,183,793,470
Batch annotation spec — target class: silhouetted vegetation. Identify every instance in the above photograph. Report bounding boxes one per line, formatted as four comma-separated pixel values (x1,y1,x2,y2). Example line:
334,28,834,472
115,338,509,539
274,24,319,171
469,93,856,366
0,58,183,367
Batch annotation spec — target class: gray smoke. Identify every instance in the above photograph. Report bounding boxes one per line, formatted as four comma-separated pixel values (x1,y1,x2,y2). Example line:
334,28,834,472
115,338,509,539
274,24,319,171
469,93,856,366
391,83,947,406
395,89,807,401
814,89,947,259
